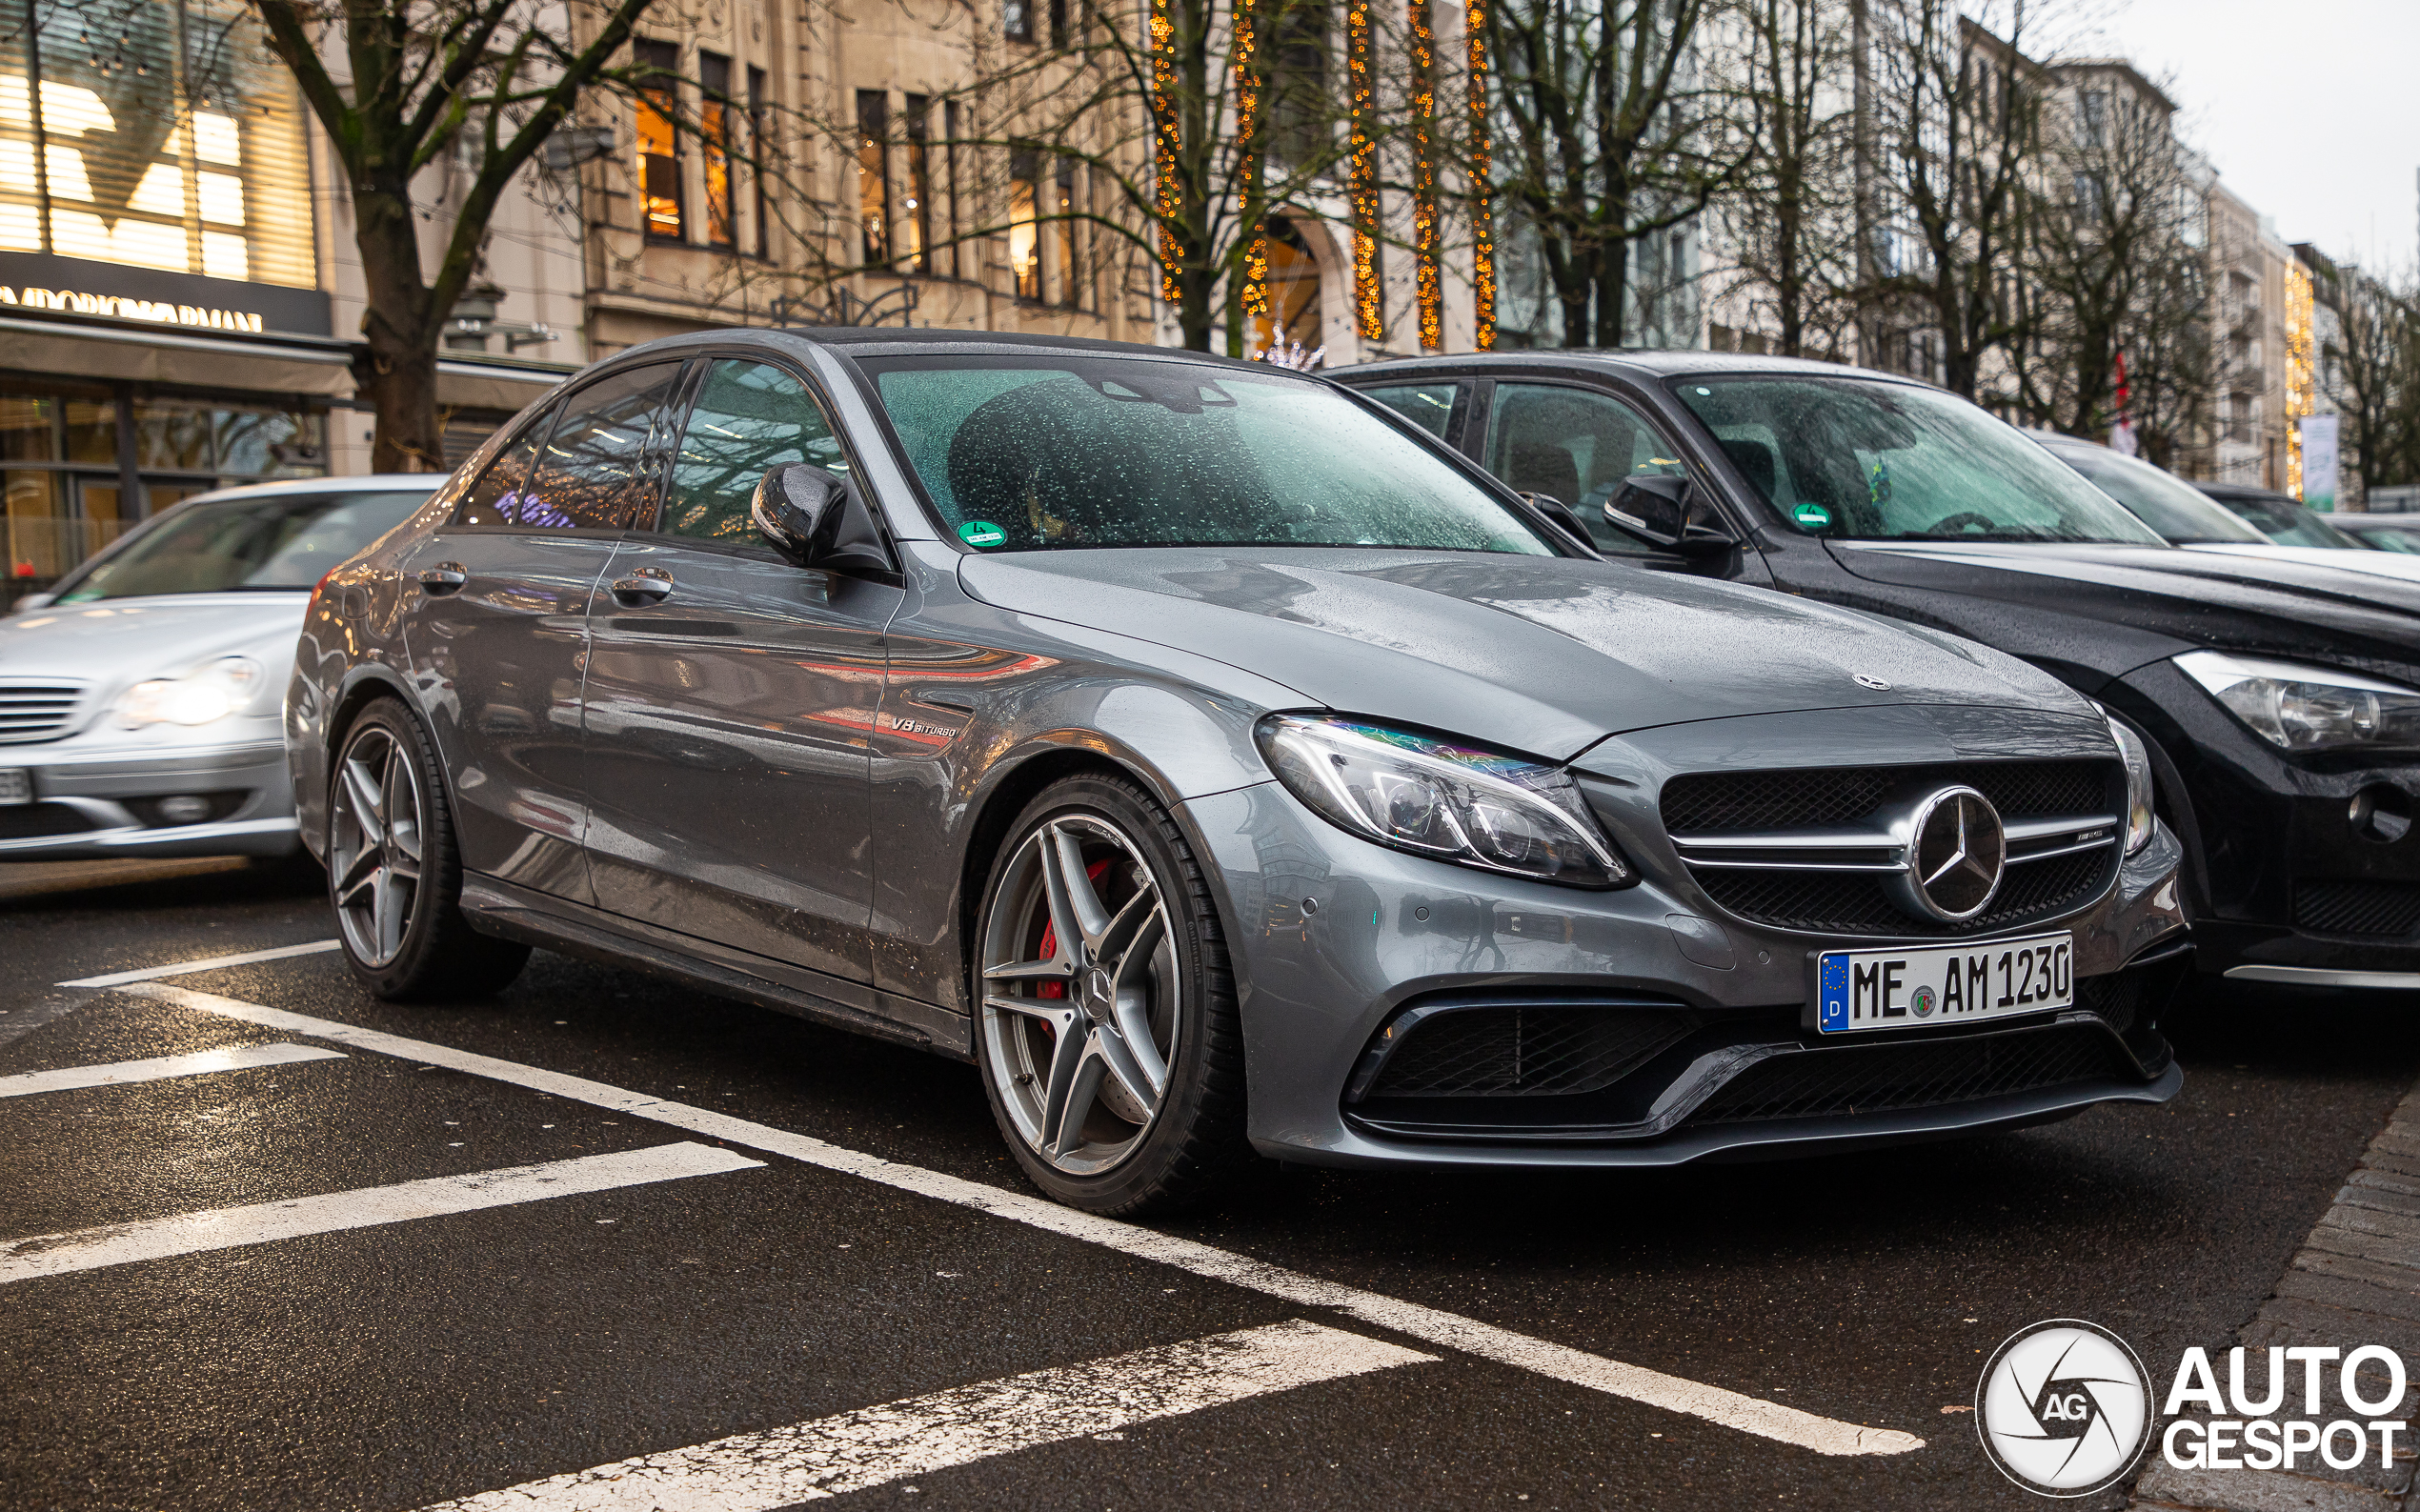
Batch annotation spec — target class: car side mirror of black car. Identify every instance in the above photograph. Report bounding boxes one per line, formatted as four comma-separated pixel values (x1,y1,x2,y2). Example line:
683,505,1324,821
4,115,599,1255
752,463,895,576
1517,493,1600,556
1603,474,1736,558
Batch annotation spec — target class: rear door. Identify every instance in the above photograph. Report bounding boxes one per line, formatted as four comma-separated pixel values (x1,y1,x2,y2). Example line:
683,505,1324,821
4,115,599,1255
579,355,900,982
398,360,683,903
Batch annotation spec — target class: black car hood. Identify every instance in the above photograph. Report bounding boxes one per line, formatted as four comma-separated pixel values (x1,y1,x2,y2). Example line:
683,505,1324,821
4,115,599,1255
960,548,2094,760
1825,540,2420,690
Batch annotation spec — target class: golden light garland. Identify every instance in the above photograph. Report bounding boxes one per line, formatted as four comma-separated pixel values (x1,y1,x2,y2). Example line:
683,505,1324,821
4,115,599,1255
1234,0,1268,318
1152,0,1182,304
1346,0,1382,340
1465,0,1494,350
2285,259,2314,500
1407,0,1441,351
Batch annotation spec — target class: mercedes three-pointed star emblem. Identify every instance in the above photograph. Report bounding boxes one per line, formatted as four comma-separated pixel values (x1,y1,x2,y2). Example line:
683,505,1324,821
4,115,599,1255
1892,785,2007,922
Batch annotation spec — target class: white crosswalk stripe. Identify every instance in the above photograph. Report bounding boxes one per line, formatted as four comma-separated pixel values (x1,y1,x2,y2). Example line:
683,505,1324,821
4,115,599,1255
0,1042,344,1099
417,1320,1434,1511
0,1141,763,1284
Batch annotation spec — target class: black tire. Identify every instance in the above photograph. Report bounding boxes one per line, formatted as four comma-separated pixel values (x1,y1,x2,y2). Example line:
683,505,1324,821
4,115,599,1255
972,773,1249,1215
326,697,530,1001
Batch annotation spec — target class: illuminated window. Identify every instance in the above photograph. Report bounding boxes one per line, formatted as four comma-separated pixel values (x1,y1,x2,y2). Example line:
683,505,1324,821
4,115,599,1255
635,40,682,239
901,94,930,273
1008,149,1039,301
0,0,312,287
699,51,733,247
1053,157,1079,309
857,91,889,267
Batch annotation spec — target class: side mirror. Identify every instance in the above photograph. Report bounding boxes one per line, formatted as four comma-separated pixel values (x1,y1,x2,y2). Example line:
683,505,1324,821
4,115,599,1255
1517,493,1600,556
751,463,895,576
1603,474,1736,558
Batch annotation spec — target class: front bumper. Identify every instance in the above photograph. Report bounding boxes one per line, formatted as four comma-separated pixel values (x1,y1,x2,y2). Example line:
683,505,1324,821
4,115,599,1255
1188,765,2188,1170
0,727,298,859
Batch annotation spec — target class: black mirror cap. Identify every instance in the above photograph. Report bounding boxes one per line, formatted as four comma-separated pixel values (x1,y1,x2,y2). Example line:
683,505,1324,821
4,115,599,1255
751,464,895,575
1517,493,1601,557
1603,474,1735,558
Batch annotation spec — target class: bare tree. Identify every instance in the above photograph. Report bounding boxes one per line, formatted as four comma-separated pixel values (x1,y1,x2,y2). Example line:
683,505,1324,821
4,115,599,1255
2318,257,2420,495
1483,0,1743,348
1718,0,1856,357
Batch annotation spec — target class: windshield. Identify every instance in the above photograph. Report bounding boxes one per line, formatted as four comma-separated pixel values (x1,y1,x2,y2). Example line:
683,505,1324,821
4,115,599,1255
2043,444,2268,544
56,491,429,602
862,356,1555,555
1669,376,2166,545
2349,525,2420,554
2208,490,2366,549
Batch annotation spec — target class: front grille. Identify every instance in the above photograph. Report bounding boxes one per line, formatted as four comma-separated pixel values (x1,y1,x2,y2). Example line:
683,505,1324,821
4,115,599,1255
1685,1024,2130,1126
1662,759,2119,937
2075,971,2142,1033
1691,843,2114,937
1364,1005,1700,1099
0,682,84,744
0,802,95,841
2295,879,2420,937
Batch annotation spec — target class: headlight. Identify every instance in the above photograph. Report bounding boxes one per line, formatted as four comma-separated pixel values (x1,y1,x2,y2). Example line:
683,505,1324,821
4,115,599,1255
1256,714,1632,887
2174,650,2420,752
116,655,264,730
2105,713,2156,854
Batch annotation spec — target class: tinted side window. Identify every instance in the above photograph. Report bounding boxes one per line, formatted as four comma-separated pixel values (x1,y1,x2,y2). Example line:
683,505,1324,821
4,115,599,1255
1486,383,1683,553
662,359,846,543
453,405,555,527
1360,383,1460,440
516,362,683,531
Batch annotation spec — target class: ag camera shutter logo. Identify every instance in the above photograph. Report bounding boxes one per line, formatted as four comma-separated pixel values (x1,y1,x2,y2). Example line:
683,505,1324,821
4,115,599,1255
1977,1319,2154,1496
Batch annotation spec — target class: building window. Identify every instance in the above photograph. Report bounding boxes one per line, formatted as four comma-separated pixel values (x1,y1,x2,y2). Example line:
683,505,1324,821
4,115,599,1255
1049,0,1068,48
0,0,313,287
1008,148,1039,300
857,91,890,268
901,94,931,273
748,66,770,257
1053,156,1079,308
1004,0,1034,42
635,39,683,239
698,52,734,247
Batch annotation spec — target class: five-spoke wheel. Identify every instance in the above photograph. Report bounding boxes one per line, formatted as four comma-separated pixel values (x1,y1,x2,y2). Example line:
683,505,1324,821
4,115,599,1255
330,719,426,968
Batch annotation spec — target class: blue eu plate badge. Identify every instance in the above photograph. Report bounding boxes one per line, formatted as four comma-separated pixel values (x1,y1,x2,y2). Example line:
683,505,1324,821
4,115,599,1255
1817,953,1851,1032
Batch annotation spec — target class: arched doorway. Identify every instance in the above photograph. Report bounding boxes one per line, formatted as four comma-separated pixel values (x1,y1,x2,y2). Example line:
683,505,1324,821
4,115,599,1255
1251,218,1323,358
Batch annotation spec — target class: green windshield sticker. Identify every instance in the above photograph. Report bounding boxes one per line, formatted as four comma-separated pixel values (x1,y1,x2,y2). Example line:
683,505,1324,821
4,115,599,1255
958,520,1007,549
1791,502,1832,530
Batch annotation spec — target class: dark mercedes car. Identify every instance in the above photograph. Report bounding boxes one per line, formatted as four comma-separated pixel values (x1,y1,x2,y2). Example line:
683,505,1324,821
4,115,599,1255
288,332,2185,1215
1341,352,2420,994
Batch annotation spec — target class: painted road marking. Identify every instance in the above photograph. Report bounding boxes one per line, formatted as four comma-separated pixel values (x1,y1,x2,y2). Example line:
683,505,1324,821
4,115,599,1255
126,979,1924,1457
56,939,343,989
0,1042,345,1099
0,1141,762,1285
418,1320,1432,1511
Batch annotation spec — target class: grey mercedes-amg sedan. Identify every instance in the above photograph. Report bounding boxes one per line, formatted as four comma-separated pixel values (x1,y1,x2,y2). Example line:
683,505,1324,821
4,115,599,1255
286,330,2189,1214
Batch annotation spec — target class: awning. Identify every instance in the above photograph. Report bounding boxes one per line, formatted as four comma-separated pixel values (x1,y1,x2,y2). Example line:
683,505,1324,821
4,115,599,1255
0,313,356,397
435,353,575,412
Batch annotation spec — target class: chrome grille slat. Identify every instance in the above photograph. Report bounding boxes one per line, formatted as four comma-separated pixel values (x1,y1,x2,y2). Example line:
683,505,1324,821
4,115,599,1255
0,682,89,744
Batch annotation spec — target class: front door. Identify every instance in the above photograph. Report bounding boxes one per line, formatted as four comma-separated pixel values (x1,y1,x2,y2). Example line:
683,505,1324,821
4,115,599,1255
579,356,900,981
399,360,683,904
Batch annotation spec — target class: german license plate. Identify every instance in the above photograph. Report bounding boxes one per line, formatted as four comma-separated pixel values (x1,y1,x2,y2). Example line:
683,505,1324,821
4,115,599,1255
0,770,28,806
1813,932,2073,1034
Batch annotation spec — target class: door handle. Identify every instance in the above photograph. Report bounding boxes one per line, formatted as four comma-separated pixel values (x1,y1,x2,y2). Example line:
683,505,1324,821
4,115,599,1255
415,563,468,595
610,570,674,605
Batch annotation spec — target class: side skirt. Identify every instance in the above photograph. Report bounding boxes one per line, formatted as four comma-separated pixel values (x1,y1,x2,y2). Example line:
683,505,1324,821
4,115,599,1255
459,875,974,1060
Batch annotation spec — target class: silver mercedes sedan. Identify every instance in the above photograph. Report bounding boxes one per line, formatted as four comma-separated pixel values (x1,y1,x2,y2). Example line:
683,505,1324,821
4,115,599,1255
286,331,2188,1215
2,476,432,860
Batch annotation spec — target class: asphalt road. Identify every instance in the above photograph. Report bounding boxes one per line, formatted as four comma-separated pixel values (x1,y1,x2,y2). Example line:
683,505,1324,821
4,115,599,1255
3,859,2414,1512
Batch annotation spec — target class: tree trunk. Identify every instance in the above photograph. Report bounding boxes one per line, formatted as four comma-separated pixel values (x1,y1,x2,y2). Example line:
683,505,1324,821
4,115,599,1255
352,184,446,472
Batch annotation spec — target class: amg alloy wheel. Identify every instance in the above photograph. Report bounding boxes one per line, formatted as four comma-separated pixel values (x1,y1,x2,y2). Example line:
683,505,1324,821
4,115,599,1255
975,775,1245,1213
327,699,530,1000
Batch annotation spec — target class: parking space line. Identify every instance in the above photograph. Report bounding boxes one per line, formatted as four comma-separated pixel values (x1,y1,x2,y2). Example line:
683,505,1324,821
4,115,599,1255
0,1042,345,1099
126,979,1926,1457
56,939,342,989
0,1141,763,1285
419,1319,1433,1512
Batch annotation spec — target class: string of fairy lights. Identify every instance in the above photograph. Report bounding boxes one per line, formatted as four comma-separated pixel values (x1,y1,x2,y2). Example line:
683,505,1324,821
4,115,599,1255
1145,0,1490,352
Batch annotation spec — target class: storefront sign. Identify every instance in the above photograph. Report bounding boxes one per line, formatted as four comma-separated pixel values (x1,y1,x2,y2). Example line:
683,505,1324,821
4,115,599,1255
2301,413,2340,512
0,284,267,333
0,252,332,337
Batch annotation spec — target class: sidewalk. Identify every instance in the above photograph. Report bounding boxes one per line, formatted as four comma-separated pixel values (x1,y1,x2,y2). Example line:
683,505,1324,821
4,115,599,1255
2132,1082,2420,1511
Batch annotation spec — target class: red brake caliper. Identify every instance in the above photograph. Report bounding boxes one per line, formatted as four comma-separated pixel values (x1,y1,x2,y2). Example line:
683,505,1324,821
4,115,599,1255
1034,858,1113,1000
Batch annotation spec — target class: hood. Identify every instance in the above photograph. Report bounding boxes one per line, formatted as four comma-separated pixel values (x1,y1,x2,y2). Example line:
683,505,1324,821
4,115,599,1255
960,548,2093,760
1825,540,2420,691
2186,542,2420,585
0,593,310,696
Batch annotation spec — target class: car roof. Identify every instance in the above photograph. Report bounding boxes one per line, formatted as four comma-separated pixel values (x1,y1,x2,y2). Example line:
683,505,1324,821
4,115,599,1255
2197,482,2300,503
1337,349,1924,386
2347,514,2420,528
594,324,1281,373
171,474,439,508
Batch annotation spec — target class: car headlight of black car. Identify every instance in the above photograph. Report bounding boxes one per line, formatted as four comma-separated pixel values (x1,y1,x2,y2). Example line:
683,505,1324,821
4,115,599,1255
1256,714,1632,887
2175,650,2420,752
2104,713,2156,854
